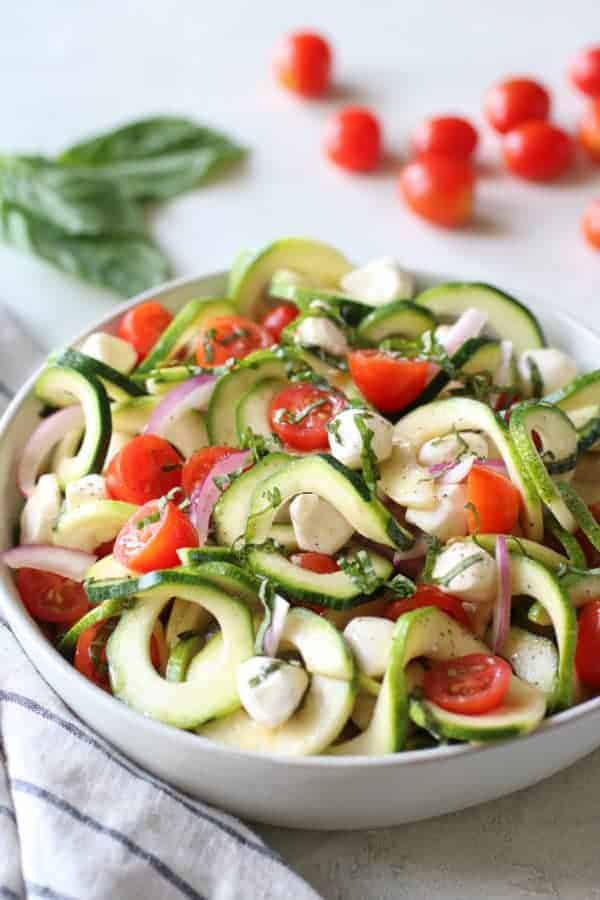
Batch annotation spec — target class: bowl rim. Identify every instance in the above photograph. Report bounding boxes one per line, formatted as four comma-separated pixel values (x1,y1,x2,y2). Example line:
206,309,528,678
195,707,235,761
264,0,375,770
2,270,600,770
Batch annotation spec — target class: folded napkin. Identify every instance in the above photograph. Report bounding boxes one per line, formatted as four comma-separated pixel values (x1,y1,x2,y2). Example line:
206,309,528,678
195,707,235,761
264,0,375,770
0,306,323,900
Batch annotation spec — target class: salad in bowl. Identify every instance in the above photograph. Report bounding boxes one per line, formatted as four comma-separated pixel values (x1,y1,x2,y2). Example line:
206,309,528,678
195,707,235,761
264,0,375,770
3,236,600,758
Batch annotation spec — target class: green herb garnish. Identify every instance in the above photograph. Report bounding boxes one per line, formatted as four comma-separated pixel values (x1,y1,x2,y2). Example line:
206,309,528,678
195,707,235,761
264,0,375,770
336,550,381,594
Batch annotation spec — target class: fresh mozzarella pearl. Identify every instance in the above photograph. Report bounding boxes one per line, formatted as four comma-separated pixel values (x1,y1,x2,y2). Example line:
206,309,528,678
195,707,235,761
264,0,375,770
328,409,393,470
289,494,354,555
405,483,469,542
343,617,395,678
20,474,61,544
432,541,498,605
237,656,309,729
65,475,108,511
340,257,415,305
518,348,577,397
102,431,130,471
79,332,137,374
418,431,489,468
294,316,349,356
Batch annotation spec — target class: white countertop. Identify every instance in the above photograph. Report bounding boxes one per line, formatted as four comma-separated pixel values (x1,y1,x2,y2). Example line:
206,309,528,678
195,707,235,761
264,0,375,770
2,1,600,897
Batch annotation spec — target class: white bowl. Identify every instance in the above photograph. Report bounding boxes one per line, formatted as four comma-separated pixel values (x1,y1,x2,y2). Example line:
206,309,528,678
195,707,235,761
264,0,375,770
2,272,600,831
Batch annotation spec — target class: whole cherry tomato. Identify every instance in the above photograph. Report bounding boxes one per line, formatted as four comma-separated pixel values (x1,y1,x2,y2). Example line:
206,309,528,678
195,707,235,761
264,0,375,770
579,100,600,162
582,198,600,251
570,47,600,98
484,77,550,134
411,115,478,161
399,154,475,227
324,107,382,172
503,121,574,181
118,301,173,362
273,31,332,98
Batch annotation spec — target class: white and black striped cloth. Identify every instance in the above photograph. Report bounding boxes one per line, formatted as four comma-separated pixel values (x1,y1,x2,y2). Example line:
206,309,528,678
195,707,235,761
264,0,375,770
0,307,323,900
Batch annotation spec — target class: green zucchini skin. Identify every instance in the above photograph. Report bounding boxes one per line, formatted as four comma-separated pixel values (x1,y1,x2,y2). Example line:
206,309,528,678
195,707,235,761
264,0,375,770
51,347,146,400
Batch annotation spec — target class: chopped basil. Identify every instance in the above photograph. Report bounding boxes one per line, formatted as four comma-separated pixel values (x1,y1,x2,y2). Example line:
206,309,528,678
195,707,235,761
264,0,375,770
136,510,161,529
248,659,282,688
202,327,217,364
385,573,416,598
276,397,329,425
526,356,544,398
433,553,484,588
354,414,380,493
336,549,381,594
240,425,282,462
326,416,343,444
213,467,245,492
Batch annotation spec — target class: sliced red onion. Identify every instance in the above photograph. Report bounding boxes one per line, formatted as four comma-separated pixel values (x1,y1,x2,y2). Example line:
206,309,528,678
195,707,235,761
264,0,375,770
491,534,511,654
18,406,83,497
438,308,488,358
262,593,290,657
144,374,216,437
393,535,428,566
189,450,252,544
440,455,475,484
478,458,508,475
1,544,97,581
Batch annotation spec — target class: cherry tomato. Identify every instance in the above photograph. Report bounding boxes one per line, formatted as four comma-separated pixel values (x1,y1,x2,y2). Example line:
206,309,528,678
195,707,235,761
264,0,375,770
399,154,475,227
324,106,382,173
570,46,600,98
466,464,520,535
261,303,299,342
503,121,574,182
16,568,89,626
582,197,600,251
273,30,332,98
114,499,198,573
484,78,550,134
75,618,162,691
269,383,346,451
411,116,478,161
384,584,470,629
94,540,115,559
578,100,600,162
424,653,512,714
347,350,429,414
195,315,271,367
106,434,183,505
118,301,173,362
182,446,238,496
575,600,600,689
290,552,340,574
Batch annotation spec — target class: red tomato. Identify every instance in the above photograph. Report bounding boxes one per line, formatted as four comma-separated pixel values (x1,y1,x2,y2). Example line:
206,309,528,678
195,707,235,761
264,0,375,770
324,106,382,173
114,500,198,573
582,197,600,251
575,600,600,689
269,383,346,451
503,121,574,182
424,653,512,714
273,30,332,98
106,434,183,505
384,584,470,629
399,154,475,227
75,619,162,691
570,47,600,98
484,78,550,134
118,301,173,362
16,568,89,626
466,464,520,534
195,316,271,367
579,100,600,162
411,116,478,161
94,540,115,559
347,350,429,414
182,446,238,496
261,303,299,342
290,552,340,574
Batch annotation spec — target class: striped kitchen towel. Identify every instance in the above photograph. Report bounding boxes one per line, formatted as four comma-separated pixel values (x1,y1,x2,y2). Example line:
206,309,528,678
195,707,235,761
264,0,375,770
0,307,323,900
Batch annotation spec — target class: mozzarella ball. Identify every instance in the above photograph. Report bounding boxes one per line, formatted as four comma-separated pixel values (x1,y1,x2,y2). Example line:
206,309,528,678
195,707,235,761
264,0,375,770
289,494,353,555
518,348,577,397
418,431,489,468
432,541,498,606
237,657,309,729
293,316,349,356
340,257,415,305
328,409,393,470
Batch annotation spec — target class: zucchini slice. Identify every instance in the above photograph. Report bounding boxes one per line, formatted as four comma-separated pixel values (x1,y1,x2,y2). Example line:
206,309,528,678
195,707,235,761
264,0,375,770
357,300,436,343
166,631,207,683
51,348,145,401
54,500,136,553
269,275,372,326
111,395,160,433
450,535,568,570
57,596,131,655
235,376,285,442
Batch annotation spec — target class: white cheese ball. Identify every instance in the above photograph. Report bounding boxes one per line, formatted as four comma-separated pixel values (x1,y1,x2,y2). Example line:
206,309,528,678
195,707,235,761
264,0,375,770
65,475,108,512
405,483,469,542
343,617,395,678
237,657,309,729
340,257,415,305
418,431,489,468
20,473,62,544
432,541,498,606
289,494,354,555
328,409,393,470
518,348,577,397
293,316,349,356
79,332,137,374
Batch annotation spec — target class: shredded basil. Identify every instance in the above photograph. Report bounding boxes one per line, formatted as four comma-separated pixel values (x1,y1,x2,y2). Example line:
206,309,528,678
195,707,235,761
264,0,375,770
276,397,329,425
433,553,484,588
336,549,381,594
354,414,380,493
527,356,544,398
201,327,217,364
385,573,416,598
240,426,282,462
248,659,282,688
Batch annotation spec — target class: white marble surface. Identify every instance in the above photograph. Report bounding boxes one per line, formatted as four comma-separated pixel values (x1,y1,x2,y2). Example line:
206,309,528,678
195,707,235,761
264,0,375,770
2,2,600,897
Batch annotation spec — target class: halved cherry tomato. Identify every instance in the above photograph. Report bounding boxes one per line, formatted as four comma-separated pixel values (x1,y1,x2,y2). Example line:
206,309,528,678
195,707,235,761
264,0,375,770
423,653,512,715
324,106,382,172
484,77,550,134
290,551,340,574
106,434,183,505
399,154,475,228
114,499,198,573
269,383,346,451
182,446,238,496
503,121,574,182
579,99,600,162
384,584,470,629
575,600,600,689
466,464,520,534
75,618,162,691
348,350,429,414
411,116,478,161
16,568,89,626
570,46,600,98
195,315,271,367
582,197,600,251
261,303,299,342
273,30,332,98
118,301,173,362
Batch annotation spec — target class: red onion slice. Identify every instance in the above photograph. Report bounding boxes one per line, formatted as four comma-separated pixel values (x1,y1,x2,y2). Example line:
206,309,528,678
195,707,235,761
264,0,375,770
18,406,83,497
491,534,511,654
478,458,508,475
393,535,428,566
189,450,252,545
428,456,475,485
438,308,488,358
262,593,290,657
144,374,216,437
1,544,97,581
